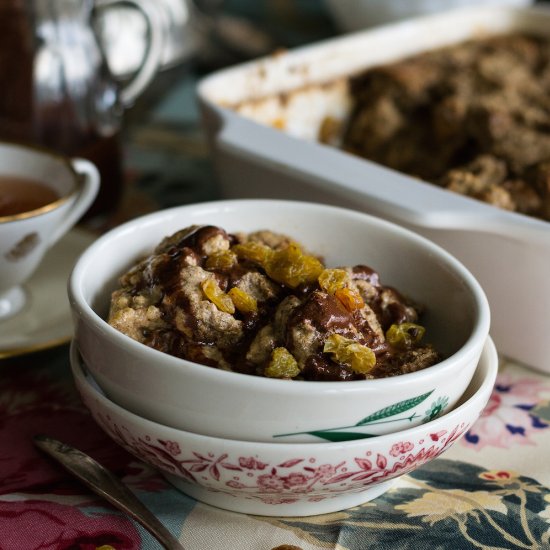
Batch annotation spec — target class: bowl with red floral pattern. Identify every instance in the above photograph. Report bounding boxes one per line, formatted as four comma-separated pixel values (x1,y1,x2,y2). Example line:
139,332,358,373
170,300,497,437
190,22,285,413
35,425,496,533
70,337,497,517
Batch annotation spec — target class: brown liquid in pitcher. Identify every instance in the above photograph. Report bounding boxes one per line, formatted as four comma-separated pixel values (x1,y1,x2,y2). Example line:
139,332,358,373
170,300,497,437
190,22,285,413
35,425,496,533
0,177,59,217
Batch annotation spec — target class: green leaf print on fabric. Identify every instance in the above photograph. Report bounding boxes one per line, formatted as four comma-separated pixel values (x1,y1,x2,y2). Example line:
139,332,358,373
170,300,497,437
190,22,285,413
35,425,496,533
261,459,550,550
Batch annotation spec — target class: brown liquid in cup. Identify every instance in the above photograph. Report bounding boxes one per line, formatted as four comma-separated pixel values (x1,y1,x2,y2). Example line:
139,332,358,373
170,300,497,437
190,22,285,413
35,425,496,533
0,177,59,217
0,2,124,226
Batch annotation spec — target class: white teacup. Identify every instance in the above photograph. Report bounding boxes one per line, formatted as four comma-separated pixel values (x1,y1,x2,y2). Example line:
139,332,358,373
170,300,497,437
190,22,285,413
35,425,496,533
0,142,99,320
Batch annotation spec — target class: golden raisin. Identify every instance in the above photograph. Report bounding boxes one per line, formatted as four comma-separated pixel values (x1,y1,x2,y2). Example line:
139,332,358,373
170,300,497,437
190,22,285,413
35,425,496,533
228,287,258,314
265,242,324,288
323,334,376,374
335,287,365,311
272,117,286,130
265,347,300,378
232,241,274,265
205,250,237,270
201,278,235,314
386,323,425,349
318,268,349,294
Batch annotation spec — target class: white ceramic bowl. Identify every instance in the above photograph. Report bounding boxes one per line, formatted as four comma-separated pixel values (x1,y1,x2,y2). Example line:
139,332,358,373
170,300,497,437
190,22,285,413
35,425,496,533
198,5,550,373
70,337,498,517
69,200,490,443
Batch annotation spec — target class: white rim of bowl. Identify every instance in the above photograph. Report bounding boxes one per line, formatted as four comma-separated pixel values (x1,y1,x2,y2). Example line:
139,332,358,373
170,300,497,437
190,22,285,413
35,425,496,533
69,199,491,391
70,336,498,450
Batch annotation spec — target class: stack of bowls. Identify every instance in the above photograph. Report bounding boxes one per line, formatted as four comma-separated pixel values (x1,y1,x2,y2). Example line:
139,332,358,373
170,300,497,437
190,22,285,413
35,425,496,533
68,200,495,516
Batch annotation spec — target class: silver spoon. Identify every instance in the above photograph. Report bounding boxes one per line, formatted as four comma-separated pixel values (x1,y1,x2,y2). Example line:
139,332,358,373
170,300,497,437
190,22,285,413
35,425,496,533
33,434,185,550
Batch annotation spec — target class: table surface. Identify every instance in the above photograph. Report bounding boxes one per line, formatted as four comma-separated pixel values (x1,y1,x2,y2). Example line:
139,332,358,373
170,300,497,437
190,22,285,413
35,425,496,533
2,3,550,549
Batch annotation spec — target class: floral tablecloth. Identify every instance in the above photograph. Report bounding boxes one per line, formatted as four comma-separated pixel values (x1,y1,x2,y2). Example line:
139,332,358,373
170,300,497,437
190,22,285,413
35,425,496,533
1,348,549,549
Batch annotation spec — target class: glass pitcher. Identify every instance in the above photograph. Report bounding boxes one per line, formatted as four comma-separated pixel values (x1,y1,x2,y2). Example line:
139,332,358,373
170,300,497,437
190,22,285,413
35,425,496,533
0,0,163,224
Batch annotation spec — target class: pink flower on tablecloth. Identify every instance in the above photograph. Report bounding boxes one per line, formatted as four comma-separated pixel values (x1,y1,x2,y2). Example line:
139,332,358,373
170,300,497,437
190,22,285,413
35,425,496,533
463,373,549,450
0,499,140,550
0,367,162,497
0,406,135,495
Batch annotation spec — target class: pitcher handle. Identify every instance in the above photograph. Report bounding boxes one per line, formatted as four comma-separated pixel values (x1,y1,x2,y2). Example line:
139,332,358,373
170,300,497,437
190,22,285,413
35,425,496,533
95,0,164,107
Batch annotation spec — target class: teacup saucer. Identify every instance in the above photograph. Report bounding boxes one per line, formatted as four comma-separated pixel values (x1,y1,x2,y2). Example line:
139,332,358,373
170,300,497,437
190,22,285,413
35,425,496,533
0,228,97,360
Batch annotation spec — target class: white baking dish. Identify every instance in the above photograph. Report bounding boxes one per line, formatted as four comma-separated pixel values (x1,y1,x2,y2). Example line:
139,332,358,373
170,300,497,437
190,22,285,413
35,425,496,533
198,5,550,373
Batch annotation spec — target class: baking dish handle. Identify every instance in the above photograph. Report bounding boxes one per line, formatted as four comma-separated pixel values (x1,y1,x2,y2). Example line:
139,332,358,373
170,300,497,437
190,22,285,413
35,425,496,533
215,115,548,245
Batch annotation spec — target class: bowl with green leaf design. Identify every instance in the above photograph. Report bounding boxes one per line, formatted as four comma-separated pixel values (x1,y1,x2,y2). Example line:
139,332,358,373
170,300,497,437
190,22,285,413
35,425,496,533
69,200,490,443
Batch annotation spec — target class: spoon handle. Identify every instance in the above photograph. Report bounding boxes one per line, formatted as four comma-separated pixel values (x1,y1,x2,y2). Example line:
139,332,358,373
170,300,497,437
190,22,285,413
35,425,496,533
33,434,185,550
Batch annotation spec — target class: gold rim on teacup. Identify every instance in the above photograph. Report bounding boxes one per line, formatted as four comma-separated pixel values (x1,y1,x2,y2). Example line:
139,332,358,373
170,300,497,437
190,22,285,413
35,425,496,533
0,140,81,224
